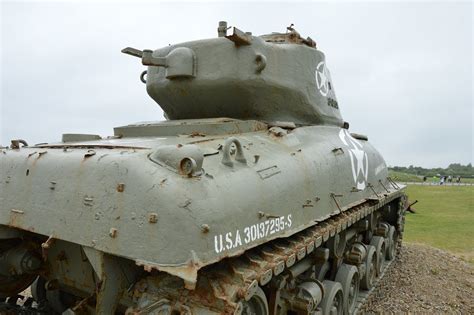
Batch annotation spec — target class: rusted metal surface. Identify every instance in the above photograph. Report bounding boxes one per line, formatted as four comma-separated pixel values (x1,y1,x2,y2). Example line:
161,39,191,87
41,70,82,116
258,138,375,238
116,183,125,192
260,29,316,48
0,121,401,288
41,235,55,261
225,27,252,46
35,143,149,150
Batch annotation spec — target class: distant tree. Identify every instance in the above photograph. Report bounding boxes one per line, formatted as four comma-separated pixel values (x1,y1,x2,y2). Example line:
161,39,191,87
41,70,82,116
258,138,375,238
389,163,473,178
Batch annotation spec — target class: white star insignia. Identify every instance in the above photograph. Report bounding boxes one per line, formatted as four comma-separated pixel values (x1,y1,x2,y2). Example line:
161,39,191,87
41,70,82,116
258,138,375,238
352,146,365,178
315,61,329,97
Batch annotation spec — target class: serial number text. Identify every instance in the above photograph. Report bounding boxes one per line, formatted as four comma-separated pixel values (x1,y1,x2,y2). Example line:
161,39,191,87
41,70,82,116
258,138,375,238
214,215,292,254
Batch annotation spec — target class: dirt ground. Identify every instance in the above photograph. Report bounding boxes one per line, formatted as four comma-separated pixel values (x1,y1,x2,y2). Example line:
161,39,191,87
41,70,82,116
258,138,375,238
363,243,474,314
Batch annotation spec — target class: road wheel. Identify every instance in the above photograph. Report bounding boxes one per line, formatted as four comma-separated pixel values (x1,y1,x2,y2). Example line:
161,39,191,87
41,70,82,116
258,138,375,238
385,225,396,260
335,264,359,315
31,277,70,313
360,245,376,290
320,280,343,315
241,286,269,315
370,236,386,276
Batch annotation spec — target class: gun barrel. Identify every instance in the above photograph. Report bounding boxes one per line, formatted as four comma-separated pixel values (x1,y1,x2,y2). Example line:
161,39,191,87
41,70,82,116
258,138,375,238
121,47,143,58
408,200,418,207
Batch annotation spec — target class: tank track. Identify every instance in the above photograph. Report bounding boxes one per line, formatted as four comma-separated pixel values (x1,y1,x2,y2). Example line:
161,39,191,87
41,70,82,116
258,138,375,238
131,189,406,314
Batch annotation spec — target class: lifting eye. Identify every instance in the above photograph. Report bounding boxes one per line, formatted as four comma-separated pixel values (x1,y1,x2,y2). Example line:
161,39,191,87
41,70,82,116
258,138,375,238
140,71,147,84
221,137,247,167
255,54,267,73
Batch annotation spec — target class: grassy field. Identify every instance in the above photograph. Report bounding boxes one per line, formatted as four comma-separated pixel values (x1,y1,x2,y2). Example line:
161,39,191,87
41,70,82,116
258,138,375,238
389,170,474,184
390,170,423,182
403,185,474,264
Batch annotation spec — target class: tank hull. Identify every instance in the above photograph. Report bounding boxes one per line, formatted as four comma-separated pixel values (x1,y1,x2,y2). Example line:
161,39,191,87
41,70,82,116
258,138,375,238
1,122,388,279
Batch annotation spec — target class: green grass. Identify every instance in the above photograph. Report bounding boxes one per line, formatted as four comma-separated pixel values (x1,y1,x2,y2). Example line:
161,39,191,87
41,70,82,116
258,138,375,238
389,170,474,184
404,185,474,264
389,170,423,182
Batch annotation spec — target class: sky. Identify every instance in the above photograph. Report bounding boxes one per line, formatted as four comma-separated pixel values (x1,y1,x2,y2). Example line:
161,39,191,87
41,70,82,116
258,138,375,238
1,1,472,168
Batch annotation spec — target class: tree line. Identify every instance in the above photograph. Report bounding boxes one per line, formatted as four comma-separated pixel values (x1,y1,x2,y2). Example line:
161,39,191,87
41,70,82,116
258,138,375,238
389,163,473,178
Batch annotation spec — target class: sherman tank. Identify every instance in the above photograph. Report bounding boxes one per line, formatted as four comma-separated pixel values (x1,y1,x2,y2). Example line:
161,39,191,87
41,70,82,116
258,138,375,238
0,22,407,314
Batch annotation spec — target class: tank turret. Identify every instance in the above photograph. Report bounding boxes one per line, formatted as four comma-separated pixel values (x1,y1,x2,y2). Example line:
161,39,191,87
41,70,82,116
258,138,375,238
122,21,342,126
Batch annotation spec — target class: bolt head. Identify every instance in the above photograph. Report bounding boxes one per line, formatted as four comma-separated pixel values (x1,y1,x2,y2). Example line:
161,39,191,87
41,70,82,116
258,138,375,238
109,228,118,238
201,224,210,233
148,213,158,223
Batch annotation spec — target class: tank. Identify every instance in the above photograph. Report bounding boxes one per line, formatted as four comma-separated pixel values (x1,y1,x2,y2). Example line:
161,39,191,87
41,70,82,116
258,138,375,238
0,22,407,314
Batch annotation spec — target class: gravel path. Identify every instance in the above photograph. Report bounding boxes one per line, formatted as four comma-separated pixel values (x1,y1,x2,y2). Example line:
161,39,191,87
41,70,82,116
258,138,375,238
363,243,473,313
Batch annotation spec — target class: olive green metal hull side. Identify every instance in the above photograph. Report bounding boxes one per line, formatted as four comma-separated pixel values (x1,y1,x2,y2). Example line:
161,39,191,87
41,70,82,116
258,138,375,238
0,125,388,283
